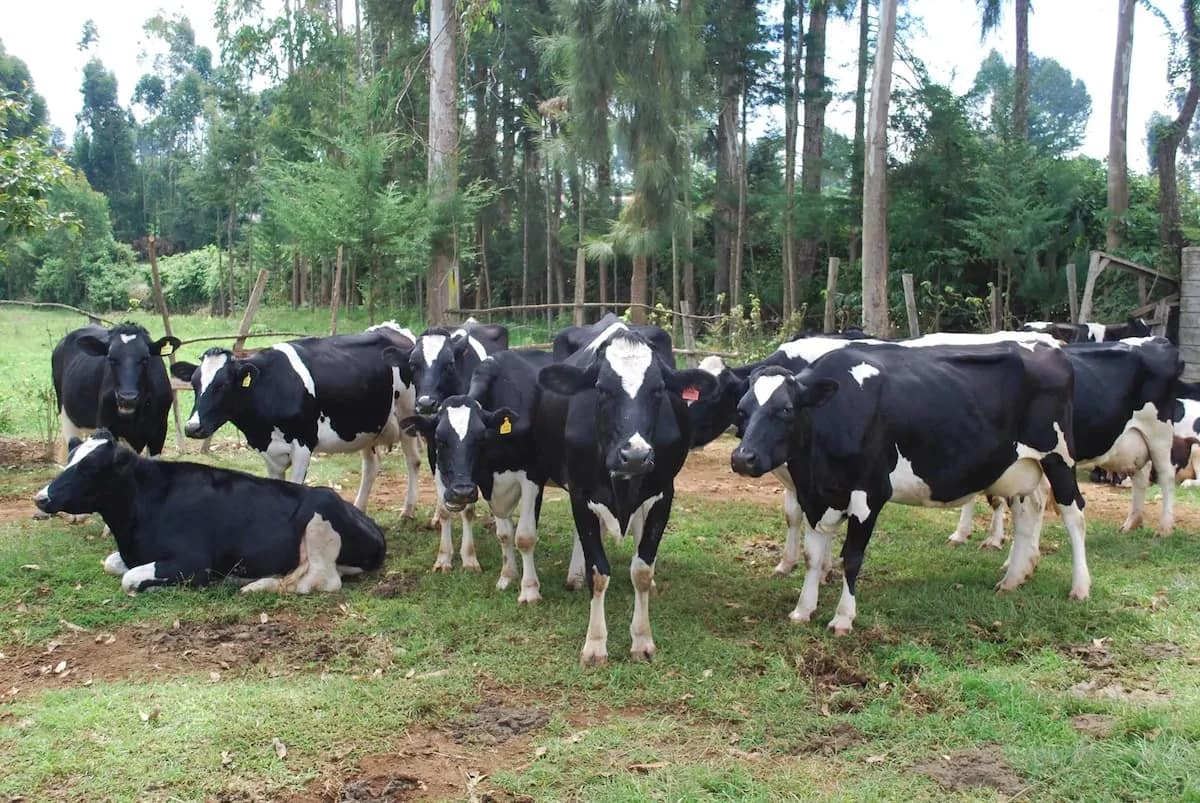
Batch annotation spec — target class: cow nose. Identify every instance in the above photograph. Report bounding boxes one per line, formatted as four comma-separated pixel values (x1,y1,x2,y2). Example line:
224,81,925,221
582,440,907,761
116,391,138,409
446,483,478,506
184,420,204,438
617,442,653,474
731,447,759,476
416,395,438,414
33,486,50,511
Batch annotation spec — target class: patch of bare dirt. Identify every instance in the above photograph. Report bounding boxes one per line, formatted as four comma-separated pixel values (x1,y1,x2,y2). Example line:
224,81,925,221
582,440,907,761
915,747,1027,796
677,438,784,507
0,614,363,698
371,571,422,599
451,702,549,745
1139,642,1184,661
798,721,864,755
0,437,51,467
0,497,41,524
1069,677,1173,704
1076,480,1200,533
1068,638,1116,669
1071,714,1118,738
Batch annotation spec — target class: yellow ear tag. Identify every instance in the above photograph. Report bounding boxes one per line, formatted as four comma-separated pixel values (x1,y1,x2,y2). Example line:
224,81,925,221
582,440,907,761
499,417,512,435
160,343,174,356
241,373,252,388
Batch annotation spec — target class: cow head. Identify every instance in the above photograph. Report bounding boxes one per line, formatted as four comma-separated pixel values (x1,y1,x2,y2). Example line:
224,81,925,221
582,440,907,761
730,367,838,477
387,328,476,414
687,355,754,448
1126,316,1152,338
400,395,518,512
33,430,135,515
76,324,179,417
539,332,717,479
171,348,258,438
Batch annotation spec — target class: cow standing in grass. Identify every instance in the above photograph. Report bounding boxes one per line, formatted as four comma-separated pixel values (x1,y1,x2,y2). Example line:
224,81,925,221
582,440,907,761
172,323,420,513
33,431,385,594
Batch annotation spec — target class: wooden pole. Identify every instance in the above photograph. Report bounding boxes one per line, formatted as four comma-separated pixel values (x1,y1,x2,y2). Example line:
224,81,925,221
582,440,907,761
330,245,344,336
680,299,699,368
1077,250,1105,323
1181,247,1200,382
234,270,270,352
989,284,1000,332
147,235,186,455
823,257,840,332
901,272,920,338
1065,264,1079,323
573,248,586,327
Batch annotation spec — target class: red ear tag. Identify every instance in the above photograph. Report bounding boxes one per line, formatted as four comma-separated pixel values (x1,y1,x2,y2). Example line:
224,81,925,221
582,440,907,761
681,386,700,402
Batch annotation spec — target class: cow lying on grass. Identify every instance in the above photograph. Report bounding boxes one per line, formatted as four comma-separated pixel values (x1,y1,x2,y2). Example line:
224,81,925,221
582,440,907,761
33,430,386,594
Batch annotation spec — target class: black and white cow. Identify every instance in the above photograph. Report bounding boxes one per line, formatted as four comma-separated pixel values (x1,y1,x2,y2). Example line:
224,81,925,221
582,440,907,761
400,349,554,600
1022,316,1151,343
171,323,421,513
552,312,674,363
1171,382,1200,486
537,330,717,664
51,322,180,457
730,338,1091,634
949,336,1181,546
33,430,385,593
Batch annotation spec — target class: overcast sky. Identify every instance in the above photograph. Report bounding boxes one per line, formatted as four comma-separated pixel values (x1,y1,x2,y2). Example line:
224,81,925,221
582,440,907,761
4,0,1186,173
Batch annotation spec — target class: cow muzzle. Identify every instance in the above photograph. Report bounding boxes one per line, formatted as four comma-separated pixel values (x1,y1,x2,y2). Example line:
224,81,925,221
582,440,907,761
730,446,765,477
416,395,439,414
611,442,654,478
443,482,478,511
33,486,53,513
115,392,139,416
184,419,211,438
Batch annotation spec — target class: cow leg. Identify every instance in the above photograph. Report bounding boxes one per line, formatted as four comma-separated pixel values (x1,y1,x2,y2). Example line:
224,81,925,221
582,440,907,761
980,496,1009,550
288,446,313,484
1041,455,1091,600
1120,463,1149,533
353,447,380,511
829,505,881,636
777,487,804,575
432,471,454,572
1147,426,1175,535
102,551,128,576
571,495,610,667
121,560,199,594
285,513,343,594
515,480,543,605
566,531,586,590
494,516,518,590
630,491,672,661
263,450,289,481
997,492,1044,591
947,501,975,546
791,509,842,623
398,432,422,518
459,505,481,572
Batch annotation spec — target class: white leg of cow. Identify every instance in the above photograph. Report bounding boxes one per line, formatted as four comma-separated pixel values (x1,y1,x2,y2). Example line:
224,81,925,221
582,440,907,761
996,492,1043,592
102,551,127,576
240,576,283,593
515,478,542,605
566,531,585,590
352,447,380,511
288,446,313,484
629,555,656,660
59,411,85,464
1120,463,1149,533
790,523,832,623
288,513,343,594
432,471,454,573
459,505,481,572
827,576,857,636
980,498,1009,550
399,432,422,518
581,573,609,666
1060,500,1091,600
494,516,518,590
947,501,975,546
776,486,804,575
1148,427,1175,535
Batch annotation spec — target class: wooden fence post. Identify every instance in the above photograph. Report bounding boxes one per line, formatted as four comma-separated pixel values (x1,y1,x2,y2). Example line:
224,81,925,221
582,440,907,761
235,270,270,352
330,245,344,336
1077,250,1105,323
680,300,698,368
573,249,586,326
147,236,186,455
1181,247,1200,383
823,257,840,332
989,284,1000,332
901,272,920,338
1066,264,1079,323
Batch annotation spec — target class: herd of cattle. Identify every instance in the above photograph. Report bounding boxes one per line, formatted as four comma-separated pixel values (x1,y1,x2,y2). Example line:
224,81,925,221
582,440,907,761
27,312,1200,665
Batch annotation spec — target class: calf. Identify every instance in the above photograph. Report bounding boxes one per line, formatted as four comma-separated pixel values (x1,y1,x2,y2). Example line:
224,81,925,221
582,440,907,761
172,324,421,513
33,431,385,593
401,350,553,598
1022,316,1150,343
949,337,1181,546
731,339,1090,634
538,331,717,664
51,323,180,457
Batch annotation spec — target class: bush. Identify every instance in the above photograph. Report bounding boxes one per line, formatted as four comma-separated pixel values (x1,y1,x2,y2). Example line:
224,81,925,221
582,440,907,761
157,245,221,310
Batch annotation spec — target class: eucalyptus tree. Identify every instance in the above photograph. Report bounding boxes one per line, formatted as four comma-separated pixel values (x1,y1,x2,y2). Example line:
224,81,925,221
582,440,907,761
976,0,1031,141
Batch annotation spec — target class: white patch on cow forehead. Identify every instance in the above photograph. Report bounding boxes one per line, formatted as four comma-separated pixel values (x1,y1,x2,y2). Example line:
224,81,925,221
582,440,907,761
67,437,108,468
420,334,447,366
585,321,629,352
776,337,853,361
446,405,472,440
272,342,316,396
849,362,879,387
753,375,786,405
1086,323,1106,342
699,355,726,376
120,333,138,344
606,338,654,398
198,352,229,394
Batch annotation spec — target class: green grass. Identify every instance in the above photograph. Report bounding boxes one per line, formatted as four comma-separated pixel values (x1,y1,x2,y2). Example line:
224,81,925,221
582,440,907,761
1,307,1199,800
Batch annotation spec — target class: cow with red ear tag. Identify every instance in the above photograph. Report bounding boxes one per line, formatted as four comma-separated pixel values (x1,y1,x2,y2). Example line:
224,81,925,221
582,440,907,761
536,330,718,666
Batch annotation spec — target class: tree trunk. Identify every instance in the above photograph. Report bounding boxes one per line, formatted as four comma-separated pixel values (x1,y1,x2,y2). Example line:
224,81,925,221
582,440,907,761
732,84,749,309
782,0,803,318
631,254,648,324
713,73,738,308
552,164,565,306
1014,0,1030,141
354,0,362,81
1156,0,1200,270
849,0,870,265
1107,0,1136,251
426,0,458,326
226,206,236,315
796,0,829,290
862,0,897,335
292,252,300,309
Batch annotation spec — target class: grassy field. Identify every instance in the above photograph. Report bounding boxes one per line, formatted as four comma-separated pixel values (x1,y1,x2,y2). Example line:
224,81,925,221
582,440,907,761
0,307,1198,801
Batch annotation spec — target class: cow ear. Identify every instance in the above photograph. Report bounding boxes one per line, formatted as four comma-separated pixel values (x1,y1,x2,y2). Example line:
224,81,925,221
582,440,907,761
238,363,259,389
77,334,110,357
170,361,198,382
450,335,473,358
538,364,597,395
798,378,839,408
113,445,137,471
485,407,519,438
399,415,436,439
381,345,412,367
67,436,83,454
153,336,181,357
665,368,719,402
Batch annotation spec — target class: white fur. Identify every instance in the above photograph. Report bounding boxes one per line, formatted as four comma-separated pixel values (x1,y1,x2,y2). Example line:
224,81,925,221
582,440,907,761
66,436,107,468
848,362,879,387
197,351,229,395
627,432,651,452
121,562,159,594
120,333,137,343
420,334,447,367
753,375,786,405
447,404,472,441
585,321,629,352
272,342,316,396
776,337,853,361
1086,323,1106,342
606,337,654,399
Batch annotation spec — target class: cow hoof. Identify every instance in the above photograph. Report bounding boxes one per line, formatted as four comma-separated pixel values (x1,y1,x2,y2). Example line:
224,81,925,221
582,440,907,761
1155,524,1173,538
565,575,584,591
788,608,814,624
979,539,1005,551
1119,517,1142,533
773,561,797,576
517,588,542,605
579,643,608,667
31,510,50,522
462,560,482,573
946,533,967,546
1069,586,1091,601
431,560,453,573
827,618,853,636
630,640,656,661
65,514,89,525
495,574,515,591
